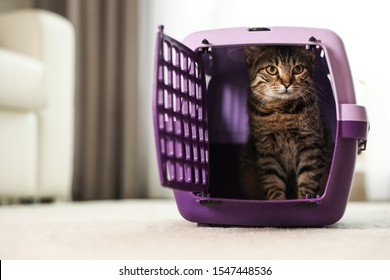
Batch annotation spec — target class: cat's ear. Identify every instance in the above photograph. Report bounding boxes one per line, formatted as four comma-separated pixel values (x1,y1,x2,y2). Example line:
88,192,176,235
306,50,315,62
244,46,265,65
244,46,258,66
299,47,315,62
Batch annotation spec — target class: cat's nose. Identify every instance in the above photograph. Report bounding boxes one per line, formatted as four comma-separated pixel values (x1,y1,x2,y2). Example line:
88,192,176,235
283,82,291,89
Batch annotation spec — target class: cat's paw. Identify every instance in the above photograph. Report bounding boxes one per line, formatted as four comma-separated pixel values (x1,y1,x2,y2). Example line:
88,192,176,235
267,191,286,200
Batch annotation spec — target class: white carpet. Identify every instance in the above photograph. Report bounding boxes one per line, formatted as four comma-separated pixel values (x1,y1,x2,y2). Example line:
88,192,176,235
0,199,389,259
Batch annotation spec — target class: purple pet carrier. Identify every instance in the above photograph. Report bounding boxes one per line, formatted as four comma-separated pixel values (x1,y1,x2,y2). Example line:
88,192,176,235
152,26,368,226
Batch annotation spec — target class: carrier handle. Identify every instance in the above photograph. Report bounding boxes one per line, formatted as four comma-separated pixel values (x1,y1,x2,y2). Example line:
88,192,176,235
340,104,369,153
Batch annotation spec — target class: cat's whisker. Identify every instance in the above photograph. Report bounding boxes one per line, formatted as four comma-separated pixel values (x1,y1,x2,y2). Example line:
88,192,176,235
299,93,312,108
301,88,319,103
313,84,330,99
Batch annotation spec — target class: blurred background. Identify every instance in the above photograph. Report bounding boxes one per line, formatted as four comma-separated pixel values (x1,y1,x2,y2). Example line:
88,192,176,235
0,0,389,203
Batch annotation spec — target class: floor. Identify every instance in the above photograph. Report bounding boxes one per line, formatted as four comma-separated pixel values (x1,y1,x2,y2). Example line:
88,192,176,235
0,199,389,259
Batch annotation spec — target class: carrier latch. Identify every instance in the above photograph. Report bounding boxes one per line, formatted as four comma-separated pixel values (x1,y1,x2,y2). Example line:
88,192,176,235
295,194,321,208
358,139,367,153
340,104,369,154
306,36,321,51
197,39,212,54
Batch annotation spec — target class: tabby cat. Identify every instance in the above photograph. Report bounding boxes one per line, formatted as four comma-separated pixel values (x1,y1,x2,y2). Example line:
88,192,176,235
240,45,332,200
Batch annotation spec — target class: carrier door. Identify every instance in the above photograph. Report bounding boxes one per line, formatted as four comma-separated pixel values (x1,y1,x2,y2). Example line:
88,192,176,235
153,26,209,192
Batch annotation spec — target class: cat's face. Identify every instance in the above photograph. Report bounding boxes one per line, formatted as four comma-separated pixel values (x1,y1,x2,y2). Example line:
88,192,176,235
245,46,315,101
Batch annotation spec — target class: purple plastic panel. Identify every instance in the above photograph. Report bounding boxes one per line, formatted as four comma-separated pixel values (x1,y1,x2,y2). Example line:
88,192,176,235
152,26,209,191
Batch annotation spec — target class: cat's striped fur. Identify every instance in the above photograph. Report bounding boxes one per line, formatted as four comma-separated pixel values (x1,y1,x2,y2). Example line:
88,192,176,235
241,46,332,200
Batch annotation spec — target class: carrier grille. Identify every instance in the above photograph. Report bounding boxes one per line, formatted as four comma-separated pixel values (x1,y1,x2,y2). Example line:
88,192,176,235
153,26,209,191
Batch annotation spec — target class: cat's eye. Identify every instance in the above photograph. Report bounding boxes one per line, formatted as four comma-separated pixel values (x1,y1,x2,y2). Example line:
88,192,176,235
292,65,304,75
265,65,278,75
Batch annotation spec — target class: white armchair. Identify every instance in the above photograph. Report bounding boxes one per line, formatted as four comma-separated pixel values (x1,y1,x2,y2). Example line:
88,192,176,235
0,9,75,202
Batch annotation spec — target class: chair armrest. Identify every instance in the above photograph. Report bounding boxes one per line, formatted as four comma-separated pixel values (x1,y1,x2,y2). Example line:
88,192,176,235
0,9,75,59
0,48,46,110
